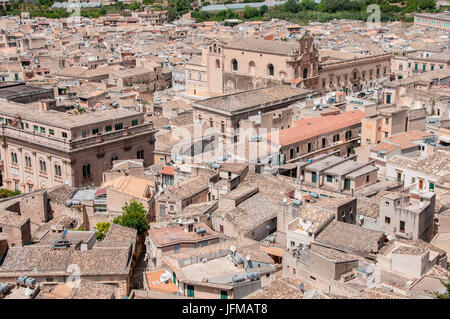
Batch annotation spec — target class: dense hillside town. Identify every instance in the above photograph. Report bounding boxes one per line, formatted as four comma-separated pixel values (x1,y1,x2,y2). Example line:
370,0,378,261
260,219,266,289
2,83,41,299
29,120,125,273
0,0,449,302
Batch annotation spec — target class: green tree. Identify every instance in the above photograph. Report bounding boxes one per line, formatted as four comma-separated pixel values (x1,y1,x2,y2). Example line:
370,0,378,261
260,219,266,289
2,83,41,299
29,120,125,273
128,1,141,10
259,5,268,15
113,199,149,234
95,222,110,241
417,0,436,10
283,0,299,13
243,5,259,18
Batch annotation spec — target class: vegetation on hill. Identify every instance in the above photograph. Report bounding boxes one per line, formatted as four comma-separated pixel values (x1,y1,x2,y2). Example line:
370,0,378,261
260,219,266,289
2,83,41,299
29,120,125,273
191,0,442,23
0,0,444,25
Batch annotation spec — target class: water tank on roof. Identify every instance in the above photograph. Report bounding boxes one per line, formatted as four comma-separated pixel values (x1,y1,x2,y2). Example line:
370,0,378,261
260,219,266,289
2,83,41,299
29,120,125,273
232,273,245,283
211,163,221,169
252,271,260,280
266,236,275,243
310,192,319,199
307,159,312,163
25,277,36,287
233,253,244,265
65,200,72,207
0,283,9,294
195,227,206,234
246,272,255,281
17,276,27,285
293,200,303,207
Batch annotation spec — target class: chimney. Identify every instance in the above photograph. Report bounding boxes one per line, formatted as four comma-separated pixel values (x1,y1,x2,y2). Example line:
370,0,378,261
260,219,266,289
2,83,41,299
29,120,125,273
39,100,49,111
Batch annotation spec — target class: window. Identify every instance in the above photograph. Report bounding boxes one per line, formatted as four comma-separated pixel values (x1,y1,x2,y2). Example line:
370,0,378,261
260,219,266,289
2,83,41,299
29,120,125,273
0,227,2,232
33,125,38,132
137,149,144,159
131,119,138,126
62,132,67,138
187,285,194,298
174,244,180,252
115,123,123,130
221,122,225,133
296,146,299,153
399,221,405,233
415,63,418,71
216,59,220,69
431,65,435,71
220,225,224,233
82,164,91,178
267,63,274,76
422,64,426,71
322,138,326,148
311,172,317,183
231,59,238,71
25,156,31,167
411,177,416,184
366,175,370,183
105,125,112,132
55,164,62,177
221,290,227,299
111,156,118,166
385,216,391,224
290,148,294,159
40,127,45,133
344,179,350,190
429,182,435,191
14,181,19,191
39,160,46,172
308,142,312,153
92,128,99,135
81,131,87,138
11,152,17,164
327,175,332,183
303,67,308,79
201,240,208,247
170,205,174,212
49,129,54,135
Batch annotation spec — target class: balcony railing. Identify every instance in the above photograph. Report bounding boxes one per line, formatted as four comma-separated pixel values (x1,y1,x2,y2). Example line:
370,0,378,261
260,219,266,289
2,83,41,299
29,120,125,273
0,123,155,152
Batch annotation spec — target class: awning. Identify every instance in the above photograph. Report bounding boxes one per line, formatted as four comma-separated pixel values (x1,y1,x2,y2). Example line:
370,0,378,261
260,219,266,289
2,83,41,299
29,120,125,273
439,135,450,144
279,163,297,170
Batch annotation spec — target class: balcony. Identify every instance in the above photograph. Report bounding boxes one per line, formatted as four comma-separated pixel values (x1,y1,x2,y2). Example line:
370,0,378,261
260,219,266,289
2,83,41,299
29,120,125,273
0,123,156,153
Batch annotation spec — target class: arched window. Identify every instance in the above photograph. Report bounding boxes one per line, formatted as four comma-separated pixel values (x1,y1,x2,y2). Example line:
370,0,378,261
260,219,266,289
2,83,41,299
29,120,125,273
11,152,17,164
25,156,31,168
231,59,238,71
209,46,212,53
213,43,217,53
39,159,46,172
353,72,357,80
248,61,256,75
268,64,274,76
216,59,220,69
55,164,61,177
303,67,308,79
137,150,144,159
111,156,118,167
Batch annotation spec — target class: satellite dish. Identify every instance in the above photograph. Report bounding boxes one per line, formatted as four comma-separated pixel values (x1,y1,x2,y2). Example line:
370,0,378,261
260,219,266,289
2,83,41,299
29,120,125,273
24,287,32,296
